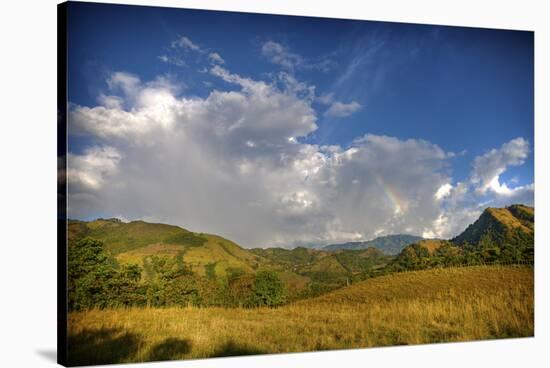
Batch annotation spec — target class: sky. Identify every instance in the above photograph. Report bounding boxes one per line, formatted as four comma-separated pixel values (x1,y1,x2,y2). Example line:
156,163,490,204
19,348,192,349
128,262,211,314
66,2,534,248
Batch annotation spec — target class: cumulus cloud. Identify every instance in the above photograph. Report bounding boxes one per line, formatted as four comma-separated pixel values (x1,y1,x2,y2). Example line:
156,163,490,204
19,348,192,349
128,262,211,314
428,138,534,239
68,146,121,192
70,73,181,140
434,183,453,200
67,64,532,247
67,68,450,246
324,101,362,118
427,181,481,238
106,72,140,97
97,94,123,109
471,137,530,194
67,146,121,217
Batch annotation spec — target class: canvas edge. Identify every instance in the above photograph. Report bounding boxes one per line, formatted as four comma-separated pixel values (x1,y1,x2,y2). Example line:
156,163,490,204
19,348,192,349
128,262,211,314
57,2,69,366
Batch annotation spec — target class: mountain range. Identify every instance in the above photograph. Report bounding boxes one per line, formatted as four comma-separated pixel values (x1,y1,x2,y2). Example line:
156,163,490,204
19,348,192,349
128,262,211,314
68,204,534,298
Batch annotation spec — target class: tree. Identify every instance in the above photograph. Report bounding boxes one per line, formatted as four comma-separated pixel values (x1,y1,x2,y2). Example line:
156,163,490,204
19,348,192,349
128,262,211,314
68,237,145,310
68,238,118,310
116,263,146,307
227,274,255,307
252,271,285,307
145,255,195,306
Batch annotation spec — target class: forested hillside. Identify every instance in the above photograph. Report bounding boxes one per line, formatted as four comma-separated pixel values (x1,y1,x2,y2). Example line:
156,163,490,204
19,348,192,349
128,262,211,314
67,205,534,311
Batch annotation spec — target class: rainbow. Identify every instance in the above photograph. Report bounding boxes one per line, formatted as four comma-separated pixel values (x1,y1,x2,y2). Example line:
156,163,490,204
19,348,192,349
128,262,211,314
375,175,408,215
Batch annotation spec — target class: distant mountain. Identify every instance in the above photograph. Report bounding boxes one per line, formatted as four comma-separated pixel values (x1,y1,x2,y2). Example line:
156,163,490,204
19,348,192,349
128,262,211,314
322,234,424,255
452,204,534,247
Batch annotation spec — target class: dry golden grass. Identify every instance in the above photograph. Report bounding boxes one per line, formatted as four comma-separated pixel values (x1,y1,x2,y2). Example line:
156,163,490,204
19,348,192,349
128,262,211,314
486,207,533,234
67,265,533,366
415,239,445,254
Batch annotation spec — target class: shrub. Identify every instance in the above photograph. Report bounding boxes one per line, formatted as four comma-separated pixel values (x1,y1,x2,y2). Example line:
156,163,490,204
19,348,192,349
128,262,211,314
252,271,285,307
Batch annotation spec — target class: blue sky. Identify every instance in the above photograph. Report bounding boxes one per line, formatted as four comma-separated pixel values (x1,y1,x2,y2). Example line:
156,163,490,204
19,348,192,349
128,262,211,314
66,2,534,247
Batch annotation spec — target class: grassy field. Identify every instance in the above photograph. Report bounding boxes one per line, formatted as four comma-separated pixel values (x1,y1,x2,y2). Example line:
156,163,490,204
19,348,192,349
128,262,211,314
67,265,534,366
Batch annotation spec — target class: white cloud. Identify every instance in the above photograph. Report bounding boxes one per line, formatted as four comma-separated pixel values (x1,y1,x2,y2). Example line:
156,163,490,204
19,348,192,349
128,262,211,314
276,72,316,102
208,52,225,65
428,138,534,239
107,72,140,97
67,67,532,247
262,41,302,70
158,55,185,67
261,41,335,72
324,101,362,118
97,94,123,109
317,92,334,105
434,183,453,200
428,181,480,238
171,35,200,51
471,137,530,194
67,146,122,200
161,35,222,68
70,73,184,140
487,176,513,195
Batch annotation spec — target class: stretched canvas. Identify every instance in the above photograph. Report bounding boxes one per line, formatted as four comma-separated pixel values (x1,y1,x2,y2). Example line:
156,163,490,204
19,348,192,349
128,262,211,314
58,1,534,366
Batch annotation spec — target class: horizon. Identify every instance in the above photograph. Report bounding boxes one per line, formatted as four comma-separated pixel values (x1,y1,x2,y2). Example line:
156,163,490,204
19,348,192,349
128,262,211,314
68,215,425,246
67,203,533,249
66,2,534,249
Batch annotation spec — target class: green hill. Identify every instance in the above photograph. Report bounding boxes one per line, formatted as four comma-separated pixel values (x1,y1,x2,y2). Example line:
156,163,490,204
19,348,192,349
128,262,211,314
68,219,261,278
68,205,534,306
250,246,390,293
68,218,204,254
249,247,327,269
69,219,389,299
